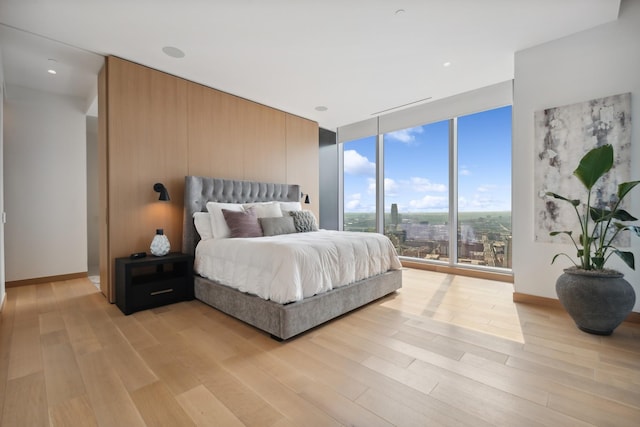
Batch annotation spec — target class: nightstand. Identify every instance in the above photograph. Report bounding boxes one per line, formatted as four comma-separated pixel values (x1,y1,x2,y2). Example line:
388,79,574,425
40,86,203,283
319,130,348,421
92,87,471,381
115,252,194,315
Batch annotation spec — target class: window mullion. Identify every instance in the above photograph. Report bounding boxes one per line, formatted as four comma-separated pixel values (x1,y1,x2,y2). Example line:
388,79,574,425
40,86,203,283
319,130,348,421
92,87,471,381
376,131,384,234
337,132,344,231
449,118,458,265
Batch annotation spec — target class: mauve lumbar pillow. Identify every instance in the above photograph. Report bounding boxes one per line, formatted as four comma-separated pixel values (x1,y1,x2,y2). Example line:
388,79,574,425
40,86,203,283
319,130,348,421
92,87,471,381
222,207,263,238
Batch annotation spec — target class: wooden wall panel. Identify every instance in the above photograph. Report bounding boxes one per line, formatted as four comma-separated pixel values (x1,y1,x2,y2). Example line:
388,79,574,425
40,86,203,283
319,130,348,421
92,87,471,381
105,57,188,300
187,83,244,179
286,114,320,220
241,102,286,183
187,82,287,183
98,65,109,298
101,56,318,299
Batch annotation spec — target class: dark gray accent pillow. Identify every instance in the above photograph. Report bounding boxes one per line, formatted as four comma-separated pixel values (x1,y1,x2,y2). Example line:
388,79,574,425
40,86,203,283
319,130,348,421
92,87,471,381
289,210,319,232
259,216,297,236
222,207,263,238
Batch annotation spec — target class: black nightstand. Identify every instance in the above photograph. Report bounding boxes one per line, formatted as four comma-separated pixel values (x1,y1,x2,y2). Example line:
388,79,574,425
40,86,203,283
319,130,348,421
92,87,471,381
115,252,194,315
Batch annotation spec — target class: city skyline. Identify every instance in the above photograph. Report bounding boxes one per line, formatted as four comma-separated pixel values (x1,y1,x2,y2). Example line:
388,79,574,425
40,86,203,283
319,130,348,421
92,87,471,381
344,106,512,214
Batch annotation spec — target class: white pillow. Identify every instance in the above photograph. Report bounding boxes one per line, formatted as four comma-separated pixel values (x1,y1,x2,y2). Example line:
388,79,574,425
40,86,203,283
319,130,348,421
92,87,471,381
206,202,245,239
279,201,302,212
193,212,214,240
242,201,283,218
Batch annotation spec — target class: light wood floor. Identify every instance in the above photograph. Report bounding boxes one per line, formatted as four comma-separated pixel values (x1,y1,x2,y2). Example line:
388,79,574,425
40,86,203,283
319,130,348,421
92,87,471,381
1,268,639,426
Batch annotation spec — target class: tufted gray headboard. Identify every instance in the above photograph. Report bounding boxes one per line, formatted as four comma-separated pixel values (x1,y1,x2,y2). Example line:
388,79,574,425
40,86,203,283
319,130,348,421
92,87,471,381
182,176,300,255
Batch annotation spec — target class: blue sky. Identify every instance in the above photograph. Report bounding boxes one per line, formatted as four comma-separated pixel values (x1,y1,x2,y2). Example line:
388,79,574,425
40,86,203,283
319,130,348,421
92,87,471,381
344,106,512,213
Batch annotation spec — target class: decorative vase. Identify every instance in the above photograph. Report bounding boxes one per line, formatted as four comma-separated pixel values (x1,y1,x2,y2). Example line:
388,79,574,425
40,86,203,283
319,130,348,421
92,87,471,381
556,267,636,335
150,228,170,256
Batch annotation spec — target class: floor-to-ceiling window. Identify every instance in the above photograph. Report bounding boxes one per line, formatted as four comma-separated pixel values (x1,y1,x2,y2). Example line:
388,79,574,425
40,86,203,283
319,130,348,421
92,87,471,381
383,120,450,260
340,102,512,272
342,136,377,232
457,106,512,268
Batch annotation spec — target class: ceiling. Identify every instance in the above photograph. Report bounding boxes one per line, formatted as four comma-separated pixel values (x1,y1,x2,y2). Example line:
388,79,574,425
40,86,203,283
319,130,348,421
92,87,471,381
0,0,621,130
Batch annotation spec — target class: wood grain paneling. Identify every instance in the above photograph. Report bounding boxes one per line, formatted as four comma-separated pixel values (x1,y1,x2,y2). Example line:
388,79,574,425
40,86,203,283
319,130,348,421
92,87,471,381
187,83,244,179
100,56,319,299
286,114,319,219
241,101,287,183
105,57,189,300
98,64,110,299
187,82,288,183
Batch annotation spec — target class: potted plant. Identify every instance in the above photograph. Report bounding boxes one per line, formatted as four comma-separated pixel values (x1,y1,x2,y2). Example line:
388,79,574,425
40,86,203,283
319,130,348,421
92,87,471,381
546,143,639,335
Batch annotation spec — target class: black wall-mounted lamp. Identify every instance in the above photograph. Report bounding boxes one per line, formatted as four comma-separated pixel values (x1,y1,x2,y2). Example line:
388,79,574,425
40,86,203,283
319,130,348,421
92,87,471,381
300,192,310,204
153,183,170,201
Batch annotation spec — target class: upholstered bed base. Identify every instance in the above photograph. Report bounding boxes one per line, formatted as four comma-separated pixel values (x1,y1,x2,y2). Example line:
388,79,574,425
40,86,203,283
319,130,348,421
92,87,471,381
195,269,402,340
183,176,402,340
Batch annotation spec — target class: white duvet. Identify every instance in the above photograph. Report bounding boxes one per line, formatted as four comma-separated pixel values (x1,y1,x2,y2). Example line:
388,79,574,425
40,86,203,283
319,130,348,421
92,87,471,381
194,230,402,304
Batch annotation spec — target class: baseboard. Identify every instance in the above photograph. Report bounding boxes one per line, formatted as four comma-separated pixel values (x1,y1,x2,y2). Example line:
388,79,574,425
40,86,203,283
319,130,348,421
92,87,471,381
513,291,640,324
402,260,514,283
512,292,563,309
624,311,640,324
5,272,88,288
0,292,5,314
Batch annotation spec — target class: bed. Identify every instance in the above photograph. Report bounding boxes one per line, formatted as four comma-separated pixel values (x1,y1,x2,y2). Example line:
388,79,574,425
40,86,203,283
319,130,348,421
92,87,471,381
182,176,403,340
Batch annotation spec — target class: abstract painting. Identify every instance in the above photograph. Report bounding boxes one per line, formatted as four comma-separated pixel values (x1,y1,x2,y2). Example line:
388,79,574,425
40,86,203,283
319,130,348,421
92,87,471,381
534,93,632,244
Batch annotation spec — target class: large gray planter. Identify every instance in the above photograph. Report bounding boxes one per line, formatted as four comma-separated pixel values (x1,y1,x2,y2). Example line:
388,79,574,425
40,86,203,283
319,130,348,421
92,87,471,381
556,268,636,335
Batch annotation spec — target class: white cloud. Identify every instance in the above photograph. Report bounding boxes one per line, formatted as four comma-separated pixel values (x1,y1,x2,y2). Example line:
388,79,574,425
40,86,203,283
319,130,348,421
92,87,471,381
409,195,449,209
410,177,447,192
346,199,361,210
460,168,472,176
460,192,511,211
384,178,399,197
385,127,424,144
367,178,376,194
477,184,496,193
458,196,468,209
345,193,361,210
344,150,375,176
345,192,377,212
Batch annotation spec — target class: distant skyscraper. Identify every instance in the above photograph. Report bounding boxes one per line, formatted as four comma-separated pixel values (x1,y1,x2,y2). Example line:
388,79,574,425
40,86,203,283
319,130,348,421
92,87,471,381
391,203,398,226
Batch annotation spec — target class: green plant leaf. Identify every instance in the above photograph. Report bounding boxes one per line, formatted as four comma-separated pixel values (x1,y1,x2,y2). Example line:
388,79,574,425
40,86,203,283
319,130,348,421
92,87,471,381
612,209,638,222
590,207,612,222
573,144,613,190
545,144,639,271
618,180,640,200
614,250,635,270
545,192,580,206
551,253,577,266
579,234,592,247
591,256,605,269
549,230,572,237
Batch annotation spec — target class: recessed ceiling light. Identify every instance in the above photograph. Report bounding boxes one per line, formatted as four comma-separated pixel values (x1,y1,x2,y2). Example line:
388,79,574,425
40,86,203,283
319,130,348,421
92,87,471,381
47,59,57,74
315,106,328,112
162,46,185,58
443,61,452,67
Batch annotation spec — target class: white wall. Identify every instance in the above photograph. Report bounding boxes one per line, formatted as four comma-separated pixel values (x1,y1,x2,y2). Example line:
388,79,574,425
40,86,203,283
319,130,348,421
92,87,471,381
513,0,640,312
4,85,87,281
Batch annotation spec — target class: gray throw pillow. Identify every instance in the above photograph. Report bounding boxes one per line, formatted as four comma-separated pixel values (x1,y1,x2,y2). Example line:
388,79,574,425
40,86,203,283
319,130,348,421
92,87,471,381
289,210,319,232
259,216,297,236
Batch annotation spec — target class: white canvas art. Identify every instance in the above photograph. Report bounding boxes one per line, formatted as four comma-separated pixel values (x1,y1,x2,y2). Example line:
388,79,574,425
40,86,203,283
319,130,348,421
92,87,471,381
534,93,632,244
